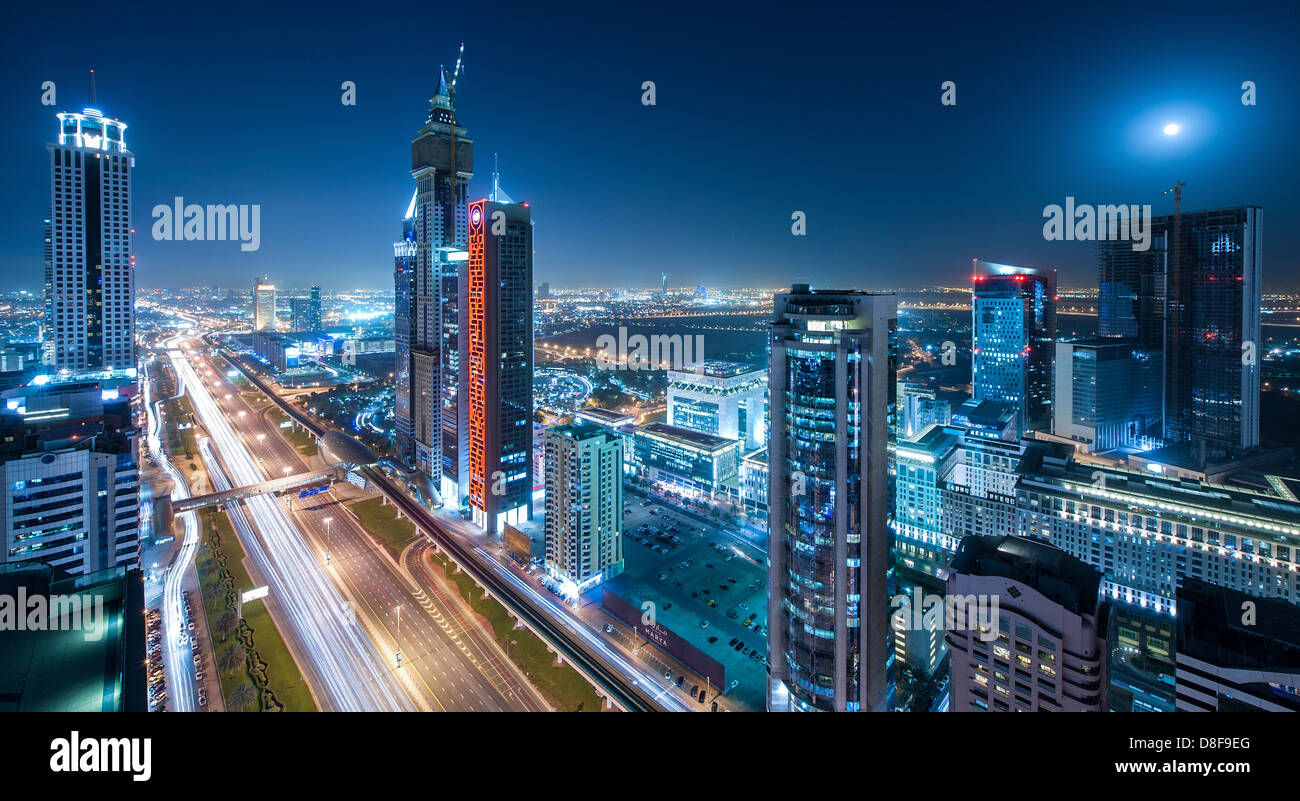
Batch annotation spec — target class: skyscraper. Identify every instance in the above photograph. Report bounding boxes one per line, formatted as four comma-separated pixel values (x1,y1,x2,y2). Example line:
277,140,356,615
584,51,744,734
1097,206,1262,454
766,286,896,712
252,277,276,331
307,284,322,330
403,62,474,483
946,535,1108,712
543,423,625,595
45,91,135,372
394,202,417,462
466,199,532,533
971,260,1057,438
1162,207,1262,453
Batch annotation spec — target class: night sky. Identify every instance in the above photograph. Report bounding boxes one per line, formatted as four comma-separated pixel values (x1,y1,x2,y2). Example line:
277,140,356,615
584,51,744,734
1,1,1298,292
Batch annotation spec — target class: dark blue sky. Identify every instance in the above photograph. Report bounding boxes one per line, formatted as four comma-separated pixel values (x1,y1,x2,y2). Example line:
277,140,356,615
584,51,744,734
2,1,1298,291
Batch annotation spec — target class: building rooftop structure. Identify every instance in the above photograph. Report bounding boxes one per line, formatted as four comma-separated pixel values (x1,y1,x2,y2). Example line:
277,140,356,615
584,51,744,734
949,534,1103,617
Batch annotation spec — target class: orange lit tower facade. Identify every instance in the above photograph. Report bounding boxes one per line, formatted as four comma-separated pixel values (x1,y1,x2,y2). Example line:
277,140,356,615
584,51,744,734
466,199,533,532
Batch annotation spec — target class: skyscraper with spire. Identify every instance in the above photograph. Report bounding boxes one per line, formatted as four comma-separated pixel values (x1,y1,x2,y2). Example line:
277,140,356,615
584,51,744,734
45,69,135,372
396,50,474,489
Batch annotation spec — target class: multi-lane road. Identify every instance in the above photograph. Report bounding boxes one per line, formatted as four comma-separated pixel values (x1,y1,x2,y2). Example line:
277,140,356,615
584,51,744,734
174,340,539,711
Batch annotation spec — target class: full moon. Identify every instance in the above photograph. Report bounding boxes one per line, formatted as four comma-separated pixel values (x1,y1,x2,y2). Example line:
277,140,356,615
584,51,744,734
1164,123,1181,136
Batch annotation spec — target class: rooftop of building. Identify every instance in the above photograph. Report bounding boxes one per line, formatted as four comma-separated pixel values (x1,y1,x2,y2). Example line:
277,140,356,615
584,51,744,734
573,407,635,425
668,360,764,379
635,422,739,453
949,534,1103,617
1025,455,1300,529
0,564,144,712
1176,577,1300,678
548,421,616,443
741,447,768,466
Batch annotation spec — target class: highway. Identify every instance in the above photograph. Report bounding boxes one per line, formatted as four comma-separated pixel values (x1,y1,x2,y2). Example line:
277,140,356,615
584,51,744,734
193,347,540,712
171,344,416,711
218,340,692,711
142,351,199,713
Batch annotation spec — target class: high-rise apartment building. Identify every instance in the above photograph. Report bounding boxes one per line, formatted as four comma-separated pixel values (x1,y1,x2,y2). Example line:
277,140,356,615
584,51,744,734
946,535,1109,712
766,286,896,712
46,99,135,372
543,423,624,595
466,200,532,533
971,260,1057,438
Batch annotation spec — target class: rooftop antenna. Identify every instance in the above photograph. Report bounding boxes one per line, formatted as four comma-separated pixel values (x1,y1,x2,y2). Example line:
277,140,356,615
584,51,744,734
492,153,500,202
89,68,96,105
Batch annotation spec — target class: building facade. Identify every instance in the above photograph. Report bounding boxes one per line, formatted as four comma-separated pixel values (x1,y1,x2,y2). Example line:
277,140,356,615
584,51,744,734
766,286,896,712
666,361,767,451
1161,207,1262,453
46,105,135,372
630,422,741,497
253,278,276,331
466,200,532,532
1174,578,1300,712
1052,339,1162,452
543,423,624,595
971,261,1057,438
403,66,474,483
0,374,140,575
946,535,1109,712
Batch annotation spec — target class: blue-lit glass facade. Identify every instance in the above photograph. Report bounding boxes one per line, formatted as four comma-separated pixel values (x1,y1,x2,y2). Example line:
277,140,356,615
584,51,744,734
767,288,895,712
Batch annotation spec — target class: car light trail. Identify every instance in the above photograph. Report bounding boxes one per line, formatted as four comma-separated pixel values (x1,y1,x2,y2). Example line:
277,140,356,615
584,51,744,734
170,346,414,712
142,351,199,713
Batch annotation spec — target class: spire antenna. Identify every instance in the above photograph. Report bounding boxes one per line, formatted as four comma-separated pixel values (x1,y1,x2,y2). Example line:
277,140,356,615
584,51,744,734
89,68,96,105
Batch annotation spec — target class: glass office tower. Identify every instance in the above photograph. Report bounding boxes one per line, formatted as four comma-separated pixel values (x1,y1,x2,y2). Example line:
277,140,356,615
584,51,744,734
767,286,896,712
971,260,1057,438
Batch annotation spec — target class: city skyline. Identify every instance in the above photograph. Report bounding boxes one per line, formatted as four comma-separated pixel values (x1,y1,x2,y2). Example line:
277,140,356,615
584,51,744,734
6,0,1300,740
3,1,1300,293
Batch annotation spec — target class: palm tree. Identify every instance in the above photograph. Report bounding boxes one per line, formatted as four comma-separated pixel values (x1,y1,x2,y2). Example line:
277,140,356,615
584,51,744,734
228,682,259,712
218,642,246,677
214,610,238,642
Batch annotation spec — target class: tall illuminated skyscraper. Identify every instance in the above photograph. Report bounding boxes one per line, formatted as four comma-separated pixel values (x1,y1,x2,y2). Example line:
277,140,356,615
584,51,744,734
399,61,474,484
45,83,135,372
466,199,533,533
766,286,896,712
252,277,276,331
393,202,417,462
971,260,1057,438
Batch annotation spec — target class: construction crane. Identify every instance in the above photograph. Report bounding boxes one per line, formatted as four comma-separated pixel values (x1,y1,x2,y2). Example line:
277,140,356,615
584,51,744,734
450,42,465,96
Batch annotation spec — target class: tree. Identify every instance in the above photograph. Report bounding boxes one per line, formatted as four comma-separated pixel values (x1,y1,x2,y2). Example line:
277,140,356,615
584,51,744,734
218,642,246,677
228,682,259,712
213,610,238,642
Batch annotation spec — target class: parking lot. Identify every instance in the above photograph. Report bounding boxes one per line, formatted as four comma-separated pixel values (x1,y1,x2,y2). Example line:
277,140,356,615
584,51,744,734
599,494,768,711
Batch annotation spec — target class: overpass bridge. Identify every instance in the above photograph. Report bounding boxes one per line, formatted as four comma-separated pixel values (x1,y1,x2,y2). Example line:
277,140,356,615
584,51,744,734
171,469,334,513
